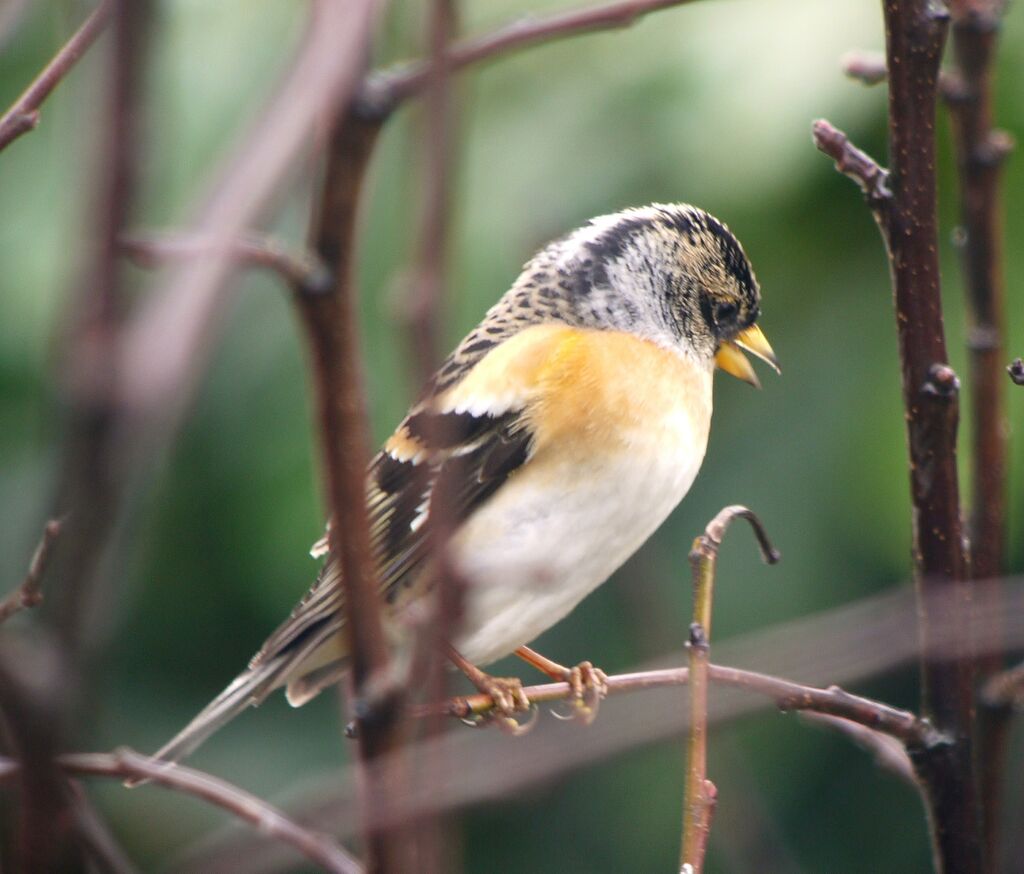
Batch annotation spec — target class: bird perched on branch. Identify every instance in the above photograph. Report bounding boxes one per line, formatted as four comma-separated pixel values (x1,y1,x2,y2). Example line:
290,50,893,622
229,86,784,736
149,202,777,766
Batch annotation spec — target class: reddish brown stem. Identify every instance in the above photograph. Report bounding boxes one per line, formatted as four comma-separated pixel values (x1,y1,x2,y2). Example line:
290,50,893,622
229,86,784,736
0,750,363,874
299,103,410,873
0,1,113,151
359,0,702,117
0,519,62,624
946,1,1013,862
946,0,1012,589
815,1,980,867
119,231,330,295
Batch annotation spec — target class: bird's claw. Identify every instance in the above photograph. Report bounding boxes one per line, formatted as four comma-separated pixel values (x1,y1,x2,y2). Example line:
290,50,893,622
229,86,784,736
460,674,538,735
550,661,608,725
477,674,532,717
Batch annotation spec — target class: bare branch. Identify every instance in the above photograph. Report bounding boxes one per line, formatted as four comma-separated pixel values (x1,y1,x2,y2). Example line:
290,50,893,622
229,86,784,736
416,663,938,747
681,507,778,872
811,119,892,214
980,660,1024,711
0,1,113,152
0,519,62,624
119,232,331,295
0,751,363,874
296,31,409,871
112,0,380,466
361,0,702,116
946,2,1013,858
819,2,981,867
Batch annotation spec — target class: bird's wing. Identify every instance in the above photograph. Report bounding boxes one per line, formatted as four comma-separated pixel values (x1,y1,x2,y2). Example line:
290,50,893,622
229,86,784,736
249,323,578,674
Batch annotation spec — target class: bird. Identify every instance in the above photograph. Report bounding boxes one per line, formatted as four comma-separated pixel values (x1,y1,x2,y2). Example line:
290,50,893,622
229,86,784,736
147,202,777,766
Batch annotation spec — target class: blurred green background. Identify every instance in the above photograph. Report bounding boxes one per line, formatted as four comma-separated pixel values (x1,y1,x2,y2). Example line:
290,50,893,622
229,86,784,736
2,0,1022,871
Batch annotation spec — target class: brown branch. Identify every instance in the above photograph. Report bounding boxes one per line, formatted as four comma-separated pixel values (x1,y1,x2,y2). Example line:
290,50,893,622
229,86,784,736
817,2,980,868
359,0,702,117
946,0,1013,586
119,232,331,295
0,5,151,870
112,0,379,469
416,663,939,747
812,119,893,215
0,518,62,624
297,80,410,874
946,3,1013,861
841,49,960,98
0,750,362,874
0,1,113,152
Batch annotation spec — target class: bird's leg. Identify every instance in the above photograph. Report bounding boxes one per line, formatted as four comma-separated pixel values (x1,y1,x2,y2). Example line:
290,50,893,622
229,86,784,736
445,645,534,732
515,646,608,724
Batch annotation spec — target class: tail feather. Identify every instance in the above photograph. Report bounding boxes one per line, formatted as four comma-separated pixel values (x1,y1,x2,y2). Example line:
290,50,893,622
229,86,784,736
138,657,289,778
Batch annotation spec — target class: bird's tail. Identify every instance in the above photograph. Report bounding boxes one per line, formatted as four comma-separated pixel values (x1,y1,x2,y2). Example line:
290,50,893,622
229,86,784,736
129,656,290,785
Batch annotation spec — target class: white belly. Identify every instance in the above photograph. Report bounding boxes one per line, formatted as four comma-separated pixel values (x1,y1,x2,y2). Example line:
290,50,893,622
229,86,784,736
450,386,711,665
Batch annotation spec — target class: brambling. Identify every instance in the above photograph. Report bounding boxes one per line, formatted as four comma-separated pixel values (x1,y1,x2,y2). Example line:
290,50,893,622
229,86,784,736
150,203,776,764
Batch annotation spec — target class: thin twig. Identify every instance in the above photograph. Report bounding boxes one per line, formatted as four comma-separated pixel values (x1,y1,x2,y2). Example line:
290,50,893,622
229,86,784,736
680,507,778,873
359,0,702,117
811,119,893,215
113,0,379,461
0,1,113,151
841,50,888,85
414,663,938,747
0,519,62,624
119,232,331,295
0,751,362,874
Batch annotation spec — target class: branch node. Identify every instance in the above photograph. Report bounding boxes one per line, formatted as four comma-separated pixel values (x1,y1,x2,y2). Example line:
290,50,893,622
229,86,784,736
841,50,887,86
691,505,780,566
921,363,961,399
1007,358,1024,386
811,119,893,211
687,622,708,651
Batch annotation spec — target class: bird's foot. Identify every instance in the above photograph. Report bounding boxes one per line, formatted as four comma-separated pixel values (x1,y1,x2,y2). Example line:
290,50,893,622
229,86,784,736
446,645,538,735
462,674,537,736
514,646,608,725
553,660,608,725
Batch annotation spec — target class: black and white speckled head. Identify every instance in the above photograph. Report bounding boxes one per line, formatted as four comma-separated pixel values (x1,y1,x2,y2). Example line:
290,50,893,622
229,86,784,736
550,203,762,361
431,203,765,393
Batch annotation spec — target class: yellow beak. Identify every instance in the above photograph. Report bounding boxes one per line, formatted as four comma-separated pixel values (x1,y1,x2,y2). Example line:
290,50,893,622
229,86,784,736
715,325,780,388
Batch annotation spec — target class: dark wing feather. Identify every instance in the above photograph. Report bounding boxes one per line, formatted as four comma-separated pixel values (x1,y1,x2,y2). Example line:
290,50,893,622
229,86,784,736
250,407,534,667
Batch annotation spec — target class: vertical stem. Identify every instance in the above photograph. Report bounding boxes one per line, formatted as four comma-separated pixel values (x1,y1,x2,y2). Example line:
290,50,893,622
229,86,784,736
300,106,411,873
945,2,1012,857
680,545,715,874
679,507,778,873
881,1,980,868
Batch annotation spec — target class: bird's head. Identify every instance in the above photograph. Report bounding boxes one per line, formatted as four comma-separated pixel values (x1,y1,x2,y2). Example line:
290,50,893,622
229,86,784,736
565,203,778,386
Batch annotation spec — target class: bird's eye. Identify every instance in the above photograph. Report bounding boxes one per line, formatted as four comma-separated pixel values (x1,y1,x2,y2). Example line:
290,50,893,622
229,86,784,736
714,301,738,324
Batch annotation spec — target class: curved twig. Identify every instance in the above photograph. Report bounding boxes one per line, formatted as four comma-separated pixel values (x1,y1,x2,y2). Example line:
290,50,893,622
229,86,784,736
0,1,113,151
0,750,364,874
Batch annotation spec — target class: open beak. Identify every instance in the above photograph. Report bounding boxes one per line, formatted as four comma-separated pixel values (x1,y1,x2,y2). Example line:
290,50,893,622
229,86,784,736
715,325,780,388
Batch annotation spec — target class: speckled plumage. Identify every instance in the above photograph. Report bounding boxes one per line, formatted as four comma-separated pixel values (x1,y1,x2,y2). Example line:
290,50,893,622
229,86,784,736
149,203,770,766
